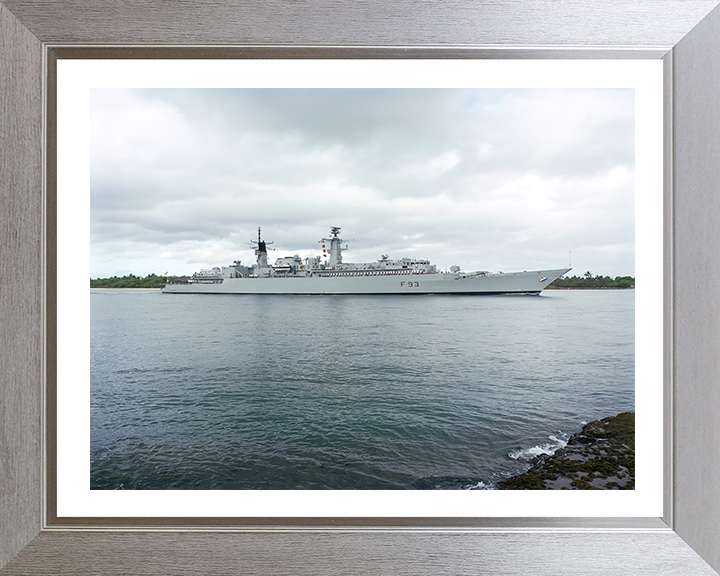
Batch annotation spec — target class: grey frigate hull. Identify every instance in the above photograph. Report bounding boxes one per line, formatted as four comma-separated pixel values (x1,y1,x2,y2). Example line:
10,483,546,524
161,268,571,295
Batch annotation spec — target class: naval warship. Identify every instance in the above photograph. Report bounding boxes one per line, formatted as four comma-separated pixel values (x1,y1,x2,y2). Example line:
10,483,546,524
161,227,570,295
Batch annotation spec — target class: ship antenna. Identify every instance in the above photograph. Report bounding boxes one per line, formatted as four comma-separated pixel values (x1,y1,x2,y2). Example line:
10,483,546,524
249,226,274,250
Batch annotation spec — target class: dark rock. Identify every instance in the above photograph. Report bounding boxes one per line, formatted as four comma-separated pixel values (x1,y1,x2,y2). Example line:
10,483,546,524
496,412,635,490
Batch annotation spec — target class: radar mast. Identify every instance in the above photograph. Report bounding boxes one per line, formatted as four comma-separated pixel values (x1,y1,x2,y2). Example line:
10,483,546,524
319,227,351,267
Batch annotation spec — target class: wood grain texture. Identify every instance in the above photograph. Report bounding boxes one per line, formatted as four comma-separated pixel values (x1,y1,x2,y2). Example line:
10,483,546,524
2,531,718,576
1,0,718,47
672,4,720,573
0,2,43,570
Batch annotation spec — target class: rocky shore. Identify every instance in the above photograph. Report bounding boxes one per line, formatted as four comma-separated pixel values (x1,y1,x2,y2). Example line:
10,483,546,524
497,412,635,490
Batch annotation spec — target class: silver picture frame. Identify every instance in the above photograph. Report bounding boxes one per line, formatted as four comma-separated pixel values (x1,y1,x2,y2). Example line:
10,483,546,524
2,1,720,574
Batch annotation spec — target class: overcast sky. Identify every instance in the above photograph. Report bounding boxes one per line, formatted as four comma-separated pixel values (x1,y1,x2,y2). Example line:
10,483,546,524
90,88,634,278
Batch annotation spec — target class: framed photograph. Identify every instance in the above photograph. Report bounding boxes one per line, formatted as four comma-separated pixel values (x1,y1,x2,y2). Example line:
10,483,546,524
57,59,661,521
2,1,720,575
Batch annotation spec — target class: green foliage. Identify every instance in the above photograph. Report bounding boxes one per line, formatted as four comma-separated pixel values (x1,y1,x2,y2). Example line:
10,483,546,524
90,273,184,289
90,272,635,290
547,274,635,289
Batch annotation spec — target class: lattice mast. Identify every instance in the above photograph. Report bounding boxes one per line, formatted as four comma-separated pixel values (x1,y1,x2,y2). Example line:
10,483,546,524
250,226,274,272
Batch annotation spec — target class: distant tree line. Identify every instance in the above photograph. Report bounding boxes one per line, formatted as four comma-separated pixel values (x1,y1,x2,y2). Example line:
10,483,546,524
90,271,635,289
547,272,634,289
90,273,183,289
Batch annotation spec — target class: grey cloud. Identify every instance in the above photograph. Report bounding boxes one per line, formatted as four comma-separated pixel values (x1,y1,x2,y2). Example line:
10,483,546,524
91,87,635,277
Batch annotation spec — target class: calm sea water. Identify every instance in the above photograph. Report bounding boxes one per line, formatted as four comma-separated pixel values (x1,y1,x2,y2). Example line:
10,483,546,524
90,289,634,490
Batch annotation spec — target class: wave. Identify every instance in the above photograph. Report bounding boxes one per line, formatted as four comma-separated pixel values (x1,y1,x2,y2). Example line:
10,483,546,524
507,433,569,461
412,476,491,490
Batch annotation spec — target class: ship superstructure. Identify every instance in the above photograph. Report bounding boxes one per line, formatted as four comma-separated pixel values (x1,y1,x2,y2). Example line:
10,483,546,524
161,227,570,295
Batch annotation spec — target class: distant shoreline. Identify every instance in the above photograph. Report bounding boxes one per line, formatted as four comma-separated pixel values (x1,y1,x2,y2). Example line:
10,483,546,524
545,286,634,290
90,273,635,290
89,286,634,292
91,287,160,290
544,274,634,290
89,286,633,291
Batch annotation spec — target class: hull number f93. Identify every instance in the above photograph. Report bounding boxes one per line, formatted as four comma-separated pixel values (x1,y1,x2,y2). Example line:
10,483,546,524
161,226,572,295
